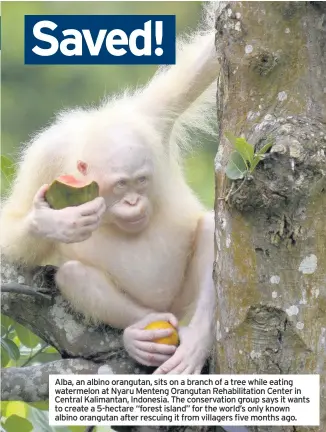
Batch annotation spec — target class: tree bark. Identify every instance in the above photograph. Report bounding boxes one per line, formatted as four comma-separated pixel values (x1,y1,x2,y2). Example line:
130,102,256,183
214,2,326,432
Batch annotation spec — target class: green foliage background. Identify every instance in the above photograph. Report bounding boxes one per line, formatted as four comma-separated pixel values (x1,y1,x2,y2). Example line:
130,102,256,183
1,2,216,431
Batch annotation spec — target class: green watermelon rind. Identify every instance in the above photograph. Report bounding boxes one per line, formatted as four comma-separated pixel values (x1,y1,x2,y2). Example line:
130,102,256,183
45,180,99,210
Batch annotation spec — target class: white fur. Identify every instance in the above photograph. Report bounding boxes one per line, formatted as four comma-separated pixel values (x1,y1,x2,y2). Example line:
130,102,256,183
0,3,219,332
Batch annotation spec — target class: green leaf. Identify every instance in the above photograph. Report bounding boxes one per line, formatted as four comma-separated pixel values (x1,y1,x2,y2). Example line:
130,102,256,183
1,325,7,337
224,131,239,147
225,152,248,180
249,143,272,173
27,406,72,431
0,155,16,183
1,344,10,367
249,155,263,173
44,345,59,354
5,401,27,418
1,402,9,415
14,322,41,348
26,401,49,411
3,415,33,432
1,338,20,361
225,132,254,165
1,315,14,330
257,142,272,156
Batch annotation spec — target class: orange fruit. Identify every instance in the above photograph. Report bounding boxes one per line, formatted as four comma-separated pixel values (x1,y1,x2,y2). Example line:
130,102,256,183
144,320,179,346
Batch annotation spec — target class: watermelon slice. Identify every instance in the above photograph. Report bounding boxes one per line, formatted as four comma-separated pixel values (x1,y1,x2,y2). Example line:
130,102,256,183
45,175,99,210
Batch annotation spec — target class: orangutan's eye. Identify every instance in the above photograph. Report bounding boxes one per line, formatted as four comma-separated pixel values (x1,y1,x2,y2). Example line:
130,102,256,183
116,179,127,188
138,176,147,184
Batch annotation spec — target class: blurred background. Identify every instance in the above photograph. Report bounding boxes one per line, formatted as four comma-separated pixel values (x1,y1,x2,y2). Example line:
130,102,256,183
1,3,217,431
2,1,217,208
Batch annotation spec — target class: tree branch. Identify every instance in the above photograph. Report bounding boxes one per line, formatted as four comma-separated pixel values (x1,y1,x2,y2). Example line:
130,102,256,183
1,283,51,300
1,255,154,402
1,358,107,401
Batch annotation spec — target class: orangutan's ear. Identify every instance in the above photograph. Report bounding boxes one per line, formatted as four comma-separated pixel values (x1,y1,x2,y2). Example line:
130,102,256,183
77,160,88,176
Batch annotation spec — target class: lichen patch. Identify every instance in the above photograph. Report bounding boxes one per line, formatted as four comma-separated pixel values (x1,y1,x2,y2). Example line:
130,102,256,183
98,365,114,375
278,91,288,101
299,254,317,274
270,275,280,284
286,305,299,316
250,350,261,359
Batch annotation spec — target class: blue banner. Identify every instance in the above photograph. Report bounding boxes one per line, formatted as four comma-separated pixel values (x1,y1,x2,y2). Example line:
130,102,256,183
24,15,176,65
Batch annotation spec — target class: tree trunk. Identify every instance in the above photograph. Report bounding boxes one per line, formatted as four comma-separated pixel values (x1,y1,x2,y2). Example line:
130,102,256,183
213,2,326,432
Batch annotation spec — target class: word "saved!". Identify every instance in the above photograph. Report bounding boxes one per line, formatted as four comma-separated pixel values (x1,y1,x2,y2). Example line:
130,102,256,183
24,15,176,65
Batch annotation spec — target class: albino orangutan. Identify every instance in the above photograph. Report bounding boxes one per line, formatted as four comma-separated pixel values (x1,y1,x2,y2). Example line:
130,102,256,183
1,3,220,374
